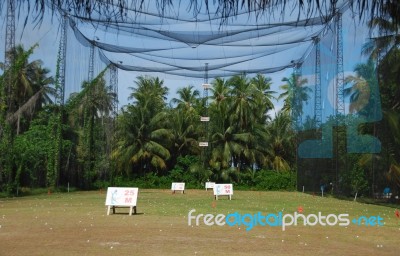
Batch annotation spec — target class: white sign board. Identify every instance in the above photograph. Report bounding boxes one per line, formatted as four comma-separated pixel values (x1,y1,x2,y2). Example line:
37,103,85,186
205,182,215,190
213,184,233,200
202,83,211,89
199,142,209,147
105,187,138,215
171,182,185,193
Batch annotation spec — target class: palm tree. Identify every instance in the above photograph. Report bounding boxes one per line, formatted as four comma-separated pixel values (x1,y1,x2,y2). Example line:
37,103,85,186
0,44,38,111
0,44,55,189
207,74,273,174
6,73,55,133
210,77,229,106
264,111,295,171
113,75,172,175
344,58,379,115
361,2,400,112
250,74,276,117
113,106,173,175
66,69,116,187
227,74,257,132
132,110,172,172
209,77,230,132
209,125,251,172
31,67,56,106
250,73,276,123
279,73,310,128
171,85,200,111
5,66,55,135
358,2,400,195
168,108,200,160
129,75,168,115
0,44,54,134
362,1,400,59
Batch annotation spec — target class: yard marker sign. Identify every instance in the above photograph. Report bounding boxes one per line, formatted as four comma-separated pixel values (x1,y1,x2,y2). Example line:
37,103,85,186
213,184,233,200
171,182,185,193
205,182,215,191
105,187,138,215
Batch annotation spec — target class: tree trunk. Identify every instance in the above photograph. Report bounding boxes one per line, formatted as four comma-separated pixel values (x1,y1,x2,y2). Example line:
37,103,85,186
16,114,20,135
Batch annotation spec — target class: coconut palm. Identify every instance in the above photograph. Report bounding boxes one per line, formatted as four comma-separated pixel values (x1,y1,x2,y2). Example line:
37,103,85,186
210,77,229,106
67,70,116,125
0,44,55,189
66,69,117,187
208,74,274,174
264,111,295,171
376,48,400,111
279,73,310,129
125,109,172,173
209,77,230,132
209,125,251,172
0,44,55,134
169,108,200,158
227,74,257,132
362,1,400,59
344,58,378,115
250,73,276,123
129,75,168,115
0,44,39,110
113,75,172,175
171,85,200,110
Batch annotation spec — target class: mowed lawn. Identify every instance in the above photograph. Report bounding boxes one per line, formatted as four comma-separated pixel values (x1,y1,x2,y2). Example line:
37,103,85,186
0,189,399,256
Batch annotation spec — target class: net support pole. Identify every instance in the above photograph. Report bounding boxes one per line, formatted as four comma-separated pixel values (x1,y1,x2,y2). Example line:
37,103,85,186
314,36,322,129
335,12,345,193
4,0,15,112
200,63,210,168
53,13,68,188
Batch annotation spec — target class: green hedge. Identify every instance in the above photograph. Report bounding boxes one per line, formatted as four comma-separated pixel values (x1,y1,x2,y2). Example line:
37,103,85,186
98,168,296,191
253,170,296,191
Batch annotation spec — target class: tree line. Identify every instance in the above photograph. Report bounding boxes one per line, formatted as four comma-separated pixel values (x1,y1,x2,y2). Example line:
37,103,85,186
0,48,299,193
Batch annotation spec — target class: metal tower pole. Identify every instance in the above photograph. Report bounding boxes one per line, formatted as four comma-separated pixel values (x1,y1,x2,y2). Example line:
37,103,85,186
204,63,209,145
336,13,345,116
88,43,95,81
203,63,209,122
293,61,303,129
4,0,15,112
292,61,302,191
109,64,118,117
56,14,68,105
335,12,345,193
200,63,210,166
52,13,68,188
293,62,302,77
314,37,322,129
4,0,15,65
107,64,118,180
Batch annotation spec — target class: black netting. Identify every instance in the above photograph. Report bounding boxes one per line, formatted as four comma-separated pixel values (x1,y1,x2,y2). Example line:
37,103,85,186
18,0,383,194
59,0,349,79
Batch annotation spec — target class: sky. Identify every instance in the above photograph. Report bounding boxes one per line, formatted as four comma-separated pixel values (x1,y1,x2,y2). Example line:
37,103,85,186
0,1,302,116
0,1,372,118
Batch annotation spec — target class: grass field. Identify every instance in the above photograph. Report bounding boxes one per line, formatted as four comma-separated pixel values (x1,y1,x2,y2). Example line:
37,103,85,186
0,189,399,255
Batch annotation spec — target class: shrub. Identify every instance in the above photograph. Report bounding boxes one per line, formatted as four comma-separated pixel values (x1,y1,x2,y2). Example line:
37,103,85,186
253,170,296,191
